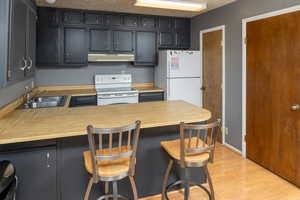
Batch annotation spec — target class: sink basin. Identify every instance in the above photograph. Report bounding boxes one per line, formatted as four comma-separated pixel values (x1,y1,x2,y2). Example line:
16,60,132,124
22,96,67,109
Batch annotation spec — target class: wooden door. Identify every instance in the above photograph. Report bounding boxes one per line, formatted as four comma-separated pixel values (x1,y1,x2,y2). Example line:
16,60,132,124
246,11,300,186
202,30,223,142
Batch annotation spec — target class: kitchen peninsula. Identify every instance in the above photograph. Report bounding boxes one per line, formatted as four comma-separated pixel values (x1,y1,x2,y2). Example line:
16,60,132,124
0,99,210,199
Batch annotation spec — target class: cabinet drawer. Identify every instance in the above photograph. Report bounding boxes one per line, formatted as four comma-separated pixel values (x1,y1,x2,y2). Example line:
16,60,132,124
139,92,164,102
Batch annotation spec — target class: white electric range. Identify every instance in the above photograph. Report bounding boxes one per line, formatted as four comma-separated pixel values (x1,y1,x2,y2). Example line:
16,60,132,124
95,74,138,106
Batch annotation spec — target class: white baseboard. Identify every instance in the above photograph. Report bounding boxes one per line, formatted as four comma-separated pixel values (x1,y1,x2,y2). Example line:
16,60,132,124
223,142,242,155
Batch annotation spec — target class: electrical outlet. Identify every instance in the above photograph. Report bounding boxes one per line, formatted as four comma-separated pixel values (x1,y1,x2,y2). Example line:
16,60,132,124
31,81,35,89
225,127,229,135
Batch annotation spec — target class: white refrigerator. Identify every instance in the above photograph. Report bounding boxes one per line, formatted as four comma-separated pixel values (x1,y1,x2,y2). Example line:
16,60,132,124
155,50,202,107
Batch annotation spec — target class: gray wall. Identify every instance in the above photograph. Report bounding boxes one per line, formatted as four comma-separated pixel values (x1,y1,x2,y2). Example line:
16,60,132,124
35,63,154,86
191,0,300,150
0,78,34,108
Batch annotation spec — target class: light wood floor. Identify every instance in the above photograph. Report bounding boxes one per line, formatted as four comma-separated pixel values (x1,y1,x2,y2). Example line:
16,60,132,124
141,144,300,200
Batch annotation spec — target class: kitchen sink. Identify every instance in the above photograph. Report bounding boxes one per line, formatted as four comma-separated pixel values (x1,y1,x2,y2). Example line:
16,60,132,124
22,96,67,109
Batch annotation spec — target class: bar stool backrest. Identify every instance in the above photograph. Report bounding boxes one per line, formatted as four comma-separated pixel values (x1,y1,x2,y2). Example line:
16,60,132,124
87,120,141,180
179,120,221,167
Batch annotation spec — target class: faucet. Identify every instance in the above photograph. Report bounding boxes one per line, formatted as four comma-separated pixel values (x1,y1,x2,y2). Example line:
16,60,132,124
23,87,48,108
24,87,32,108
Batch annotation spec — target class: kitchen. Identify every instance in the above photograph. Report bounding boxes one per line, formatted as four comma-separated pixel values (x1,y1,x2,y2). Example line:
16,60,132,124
1,0,300,200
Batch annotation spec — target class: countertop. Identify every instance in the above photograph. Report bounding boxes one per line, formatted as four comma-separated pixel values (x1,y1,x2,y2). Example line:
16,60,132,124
0,101,211,145
39,86,164,97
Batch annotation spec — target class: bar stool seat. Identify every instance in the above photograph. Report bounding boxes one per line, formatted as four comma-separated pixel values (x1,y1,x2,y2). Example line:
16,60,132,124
83,121,141,200
161,138,210,163
83,146,131,178
161,120,221,200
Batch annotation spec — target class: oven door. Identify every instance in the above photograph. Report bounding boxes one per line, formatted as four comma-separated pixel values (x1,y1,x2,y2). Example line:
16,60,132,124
97,94,138,106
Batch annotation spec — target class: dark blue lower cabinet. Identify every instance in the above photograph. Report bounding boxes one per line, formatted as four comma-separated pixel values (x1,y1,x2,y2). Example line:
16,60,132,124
0,146,57,200
139,92,164,102
0,125,206,200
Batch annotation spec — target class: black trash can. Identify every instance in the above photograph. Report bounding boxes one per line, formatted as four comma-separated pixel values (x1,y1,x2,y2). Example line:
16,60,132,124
0,161,17,200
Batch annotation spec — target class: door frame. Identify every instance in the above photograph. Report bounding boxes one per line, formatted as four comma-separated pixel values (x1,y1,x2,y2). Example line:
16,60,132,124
200,25,226,146
242,5,300,158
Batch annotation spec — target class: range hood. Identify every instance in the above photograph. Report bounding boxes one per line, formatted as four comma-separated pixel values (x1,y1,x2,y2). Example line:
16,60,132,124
88,53,135,62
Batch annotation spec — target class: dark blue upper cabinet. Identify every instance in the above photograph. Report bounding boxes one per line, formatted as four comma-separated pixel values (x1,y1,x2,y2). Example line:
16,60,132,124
63,27,87,65
124,14,138,27
0,0,10,88
140,16,156,29
8,0,37,83
85,13,103,25
104,14,122,26
63,10,83,24
36,8,191,67
113,30,134,52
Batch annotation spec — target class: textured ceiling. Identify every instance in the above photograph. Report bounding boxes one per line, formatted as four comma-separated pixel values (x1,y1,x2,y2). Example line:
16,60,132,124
35,0,237,18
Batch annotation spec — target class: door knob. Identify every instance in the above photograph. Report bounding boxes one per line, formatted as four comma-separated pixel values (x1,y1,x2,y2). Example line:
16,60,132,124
291,104,300,111
201,86,206,91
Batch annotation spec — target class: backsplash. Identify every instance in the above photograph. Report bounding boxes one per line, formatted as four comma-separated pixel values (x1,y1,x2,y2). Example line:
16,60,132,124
35,63,154,86
0,78,34,108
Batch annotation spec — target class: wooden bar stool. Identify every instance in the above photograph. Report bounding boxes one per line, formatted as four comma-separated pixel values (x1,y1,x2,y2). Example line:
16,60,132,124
83,120,141,200
161,120,221,200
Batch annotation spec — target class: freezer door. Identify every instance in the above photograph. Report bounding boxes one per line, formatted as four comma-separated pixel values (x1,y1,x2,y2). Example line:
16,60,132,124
167,51,201,78
166,78,202,107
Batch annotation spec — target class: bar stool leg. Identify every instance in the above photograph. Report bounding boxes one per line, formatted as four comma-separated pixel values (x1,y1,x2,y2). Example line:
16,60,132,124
129,176,138,200
104,182,109,200
184,168,190,200
161,159,174,200
112,181,118,200
204,166,215,200
84,178,94,200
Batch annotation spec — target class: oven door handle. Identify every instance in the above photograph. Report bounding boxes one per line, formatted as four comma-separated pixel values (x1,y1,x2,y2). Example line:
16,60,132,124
97,95,138,99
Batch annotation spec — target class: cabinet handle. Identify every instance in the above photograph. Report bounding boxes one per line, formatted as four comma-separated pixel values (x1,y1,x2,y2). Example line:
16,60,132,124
27,57,33,70
46,152,51,168
20,57,28,71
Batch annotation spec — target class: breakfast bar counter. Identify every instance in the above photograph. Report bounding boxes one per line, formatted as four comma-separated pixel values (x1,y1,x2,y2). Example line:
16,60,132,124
0,101,211,145
0,101,211,199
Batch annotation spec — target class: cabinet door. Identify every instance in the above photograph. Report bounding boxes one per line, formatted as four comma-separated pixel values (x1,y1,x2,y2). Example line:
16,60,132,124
176,31,190,49
25,8,37,76
139,92,164,102
141,16,156,29
37,26,60,65
63,10,83,24
113,31,134,52
158,16,173,31
38,7,58,27
159,32,174,48
9,0,28,81
174,18,190,31
104,14,122,26
89,29,111,52
0,0,10,86
64,27,87,64
0,146,57,200
136,31,156,64
124,15,138,27
85,13,102,25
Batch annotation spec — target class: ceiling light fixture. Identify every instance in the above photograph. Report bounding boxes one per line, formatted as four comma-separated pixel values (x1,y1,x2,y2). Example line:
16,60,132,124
134,0,207,12
46,0,57,4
